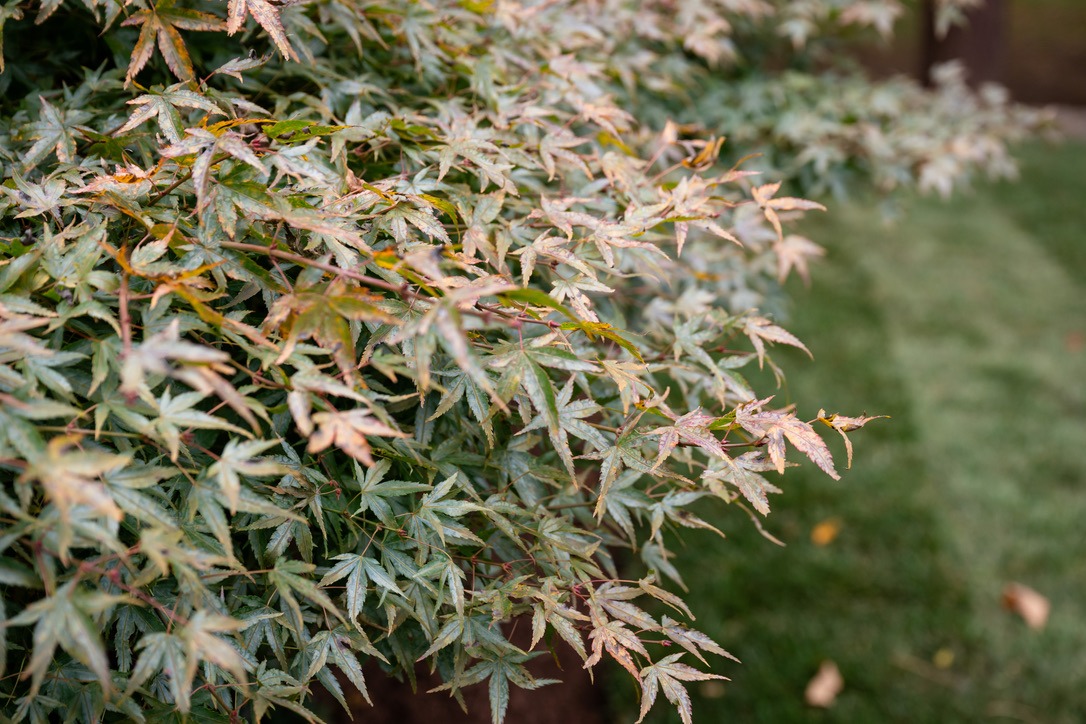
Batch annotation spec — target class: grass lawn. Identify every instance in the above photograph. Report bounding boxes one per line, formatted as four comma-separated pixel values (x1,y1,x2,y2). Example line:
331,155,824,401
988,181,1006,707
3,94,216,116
621,141,1086,723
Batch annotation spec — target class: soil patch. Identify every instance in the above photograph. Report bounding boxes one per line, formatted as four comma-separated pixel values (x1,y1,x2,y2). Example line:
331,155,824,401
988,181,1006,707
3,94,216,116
307,627,611,724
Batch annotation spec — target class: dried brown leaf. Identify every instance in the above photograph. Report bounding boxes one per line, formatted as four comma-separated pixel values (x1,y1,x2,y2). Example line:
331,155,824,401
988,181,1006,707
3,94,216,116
1002,583,1050,630
804,660,843,708
121,4,225,84
227,0,300,61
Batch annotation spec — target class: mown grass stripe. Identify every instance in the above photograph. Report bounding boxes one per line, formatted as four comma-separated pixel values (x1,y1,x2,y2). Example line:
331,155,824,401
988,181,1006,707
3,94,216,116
637,141,1086,723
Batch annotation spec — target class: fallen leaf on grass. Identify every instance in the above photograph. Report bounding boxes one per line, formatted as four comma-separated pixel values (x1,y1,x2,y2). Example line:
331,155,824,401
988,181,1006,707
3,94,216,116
804,660,843,708
932,647,955,669
1002,583,1050,630
700,681,726,699
810,518,841,546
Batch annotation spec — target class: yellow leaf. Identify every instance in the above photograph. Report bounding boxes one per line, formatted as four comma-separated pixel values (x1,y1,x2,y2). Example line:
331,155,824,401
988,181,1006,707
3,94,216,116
810,518,841,546
681,136,725,171
932,648,955,669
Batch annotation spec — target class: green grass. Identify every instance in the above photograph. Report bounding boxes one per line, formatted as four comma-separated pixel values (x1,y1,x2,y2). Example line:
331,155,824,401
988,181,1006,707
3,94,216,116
622,141,1086,723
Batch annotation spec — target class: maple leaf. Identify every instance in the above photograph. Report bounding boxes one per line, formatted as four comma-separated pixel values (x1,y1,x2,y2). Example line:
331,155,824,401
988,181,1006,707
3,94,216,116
599,151,648,194
840,1,903,38
180,611,250,698
660,616,738,666
775,234,825,284
550,273,613,322
531,596,590,662
817,409,888,467
647,408,730,471
600,359,651,413
663,176,742,255
437,135,517,194
210,50,273,81
539,127,592,181
307,408,408,466
637,653,727,724
264,277,398,377
126,614,249,713
593,585,658,631
17,435,127,557
559,320,644,362
584,611,647,681
520,377,609,481
161,128,268,210
3,172,74,219
702,451,783,515
538,194,600,239
573,96,634,136
810,518,842,546
8,582,119,699
74,162,159,197
514,233,595,286
148,388,251,461
383,200,452,248
583,424,660,519
227,0,299,61
750,181,825,241
21,98,92,171
736,397,840,480
207,438,285,514
117,83,225,144
459,189,505,260
679,136,725,171
421,303,502,407
320,550,407,622
119,316,234,398
743,315,810,368
589,217,665,268
121,0,226,84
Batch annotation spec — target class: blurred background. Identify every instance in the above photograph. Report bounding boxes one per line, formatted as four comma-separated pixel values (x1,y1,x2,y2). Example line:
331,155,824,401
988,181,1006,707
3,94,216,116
621,1,1086,722
623,138,1086,722
859,0,1086,105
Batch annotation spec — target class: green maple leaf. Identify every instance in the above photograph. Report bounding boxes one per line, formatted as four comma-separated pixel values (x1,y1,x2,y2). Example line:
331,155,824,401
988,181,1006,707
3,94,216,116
20,98,92,172
519,377,609,481
118,83,225,144
264,277,398,378
637,653,726,724
8,582,119,699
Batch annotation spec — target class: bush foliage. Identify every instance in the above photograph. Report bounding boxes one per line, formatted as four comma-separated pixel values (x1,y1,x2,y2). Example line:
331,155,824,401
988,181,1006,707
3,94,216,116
0,0,1037,722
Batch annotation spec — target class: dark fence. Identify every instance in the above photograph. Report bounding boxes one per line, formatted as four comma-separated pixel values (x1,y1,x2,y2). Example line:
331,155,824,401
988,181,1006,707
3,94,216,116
858,0,1086,106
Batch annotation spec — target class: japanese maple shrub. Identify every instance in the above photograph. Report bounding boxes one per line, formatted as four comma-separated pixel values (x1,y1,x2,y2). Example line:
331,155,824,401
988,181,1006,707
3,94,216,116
0,0,1033,722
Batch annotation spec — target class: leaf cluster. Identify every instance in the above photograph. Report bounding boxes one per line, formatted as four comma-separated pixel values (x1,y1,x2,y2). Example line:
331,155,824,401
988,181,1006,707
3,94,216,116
0,1,1027,722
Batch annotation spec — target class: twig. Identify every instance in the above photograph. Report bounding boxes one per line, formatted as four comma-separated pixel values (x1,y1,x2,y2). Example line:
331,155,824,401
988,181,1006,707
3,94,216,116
119,270,133,358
